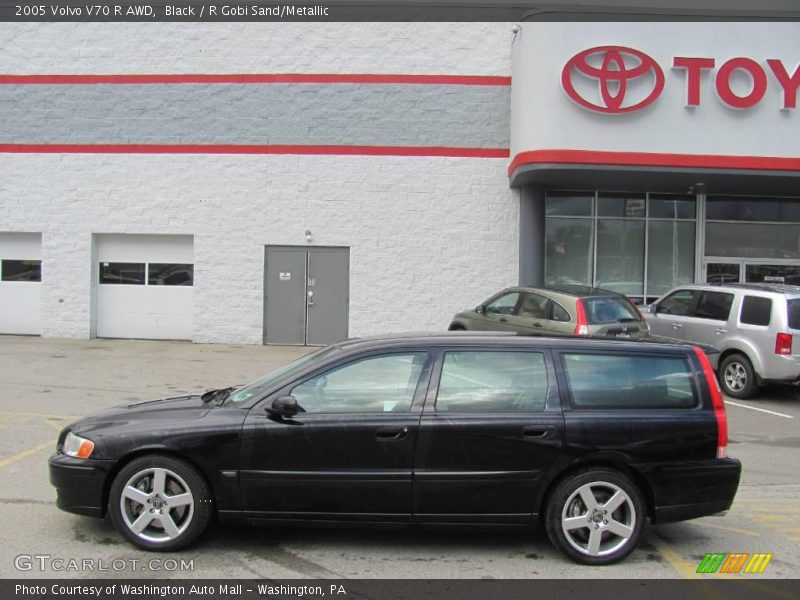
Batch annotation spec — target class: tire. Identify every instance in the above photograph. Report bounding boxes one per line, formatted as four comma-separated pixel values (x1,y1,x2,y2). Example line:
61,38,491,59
718,353,758,399
108,454,213,551
545,468,645,565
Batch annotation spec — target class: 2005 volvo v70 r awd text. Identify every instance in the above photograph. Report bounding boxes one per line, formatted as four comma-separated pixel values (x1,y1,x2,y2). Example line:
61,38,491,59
49,332,741,565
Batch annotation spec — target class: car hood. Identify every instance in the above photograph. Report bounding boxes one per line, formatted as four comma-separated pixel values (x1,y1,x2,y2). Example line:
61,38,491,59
70,394,213,436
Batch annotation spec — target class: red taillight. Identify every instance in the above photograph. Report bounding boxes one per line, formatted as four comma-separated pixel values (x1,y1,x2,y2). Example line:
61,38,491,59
574,299,589,336
775,333,793,356
693,346,728,459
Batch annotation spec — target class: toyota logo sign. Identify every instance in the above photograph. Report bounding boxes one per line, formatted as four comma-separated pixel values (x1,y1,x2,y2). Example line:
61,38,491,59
561,45,665,114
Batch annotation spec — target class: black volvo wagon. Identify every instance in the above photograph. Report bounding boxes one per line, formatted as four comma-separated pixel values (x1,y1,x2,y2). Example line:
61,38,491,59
49,333,740,565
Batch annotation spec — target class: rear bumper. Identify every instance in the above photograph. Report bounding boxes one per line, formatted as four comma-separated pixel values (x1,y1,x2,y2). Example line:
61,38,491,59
49,453,115,518
757,355,800,382
644,457,742,524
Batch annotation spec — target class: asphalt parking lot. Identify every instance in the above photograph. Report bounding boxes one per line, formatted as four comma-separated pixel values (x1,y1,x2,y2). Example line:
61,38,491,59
0,335,798,580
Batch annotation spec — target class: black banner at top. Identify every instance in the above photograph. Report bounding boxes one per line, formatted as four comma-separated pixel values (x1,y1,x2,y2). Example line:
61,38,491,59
1,0,800,22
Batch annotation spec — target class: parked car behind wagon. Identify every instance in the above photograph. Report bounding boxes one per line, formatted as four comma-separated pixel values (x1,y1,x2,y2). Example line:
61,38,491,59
50,332,738,565
449,285,649,340
644,282,800,398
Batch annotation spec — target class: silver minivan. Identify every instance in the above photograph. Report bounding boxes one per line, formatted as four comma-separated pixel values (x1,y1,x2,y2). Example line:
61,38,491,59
645,283,800,399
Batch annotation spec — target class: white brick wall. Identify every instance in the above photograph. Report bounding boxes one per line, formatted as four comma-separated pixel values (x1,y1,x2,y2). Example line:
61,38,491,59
0,154,518,343
0,23,514,75
0,23,518,344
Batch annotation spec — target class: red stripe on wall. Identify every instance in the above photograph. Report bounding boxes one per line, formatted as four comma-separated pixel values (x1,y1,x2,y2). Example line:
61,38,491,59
509,149,800,176
0,143,510,158
0,74,511,86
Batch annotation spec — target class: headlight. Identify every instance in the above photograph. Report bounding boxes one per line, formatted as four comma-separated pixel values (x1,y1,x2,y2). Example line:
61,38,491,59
63,431,95,459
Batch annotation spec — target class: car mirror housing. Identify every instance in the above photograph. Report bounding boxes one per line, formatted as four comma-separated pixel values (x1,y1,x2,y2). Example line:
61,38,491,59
267,395,299,418
475,305,485,314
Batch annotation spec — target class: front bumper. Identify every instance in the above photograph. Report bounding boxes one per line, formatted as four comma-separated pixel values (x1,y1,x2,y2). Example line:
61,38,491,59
49,453,116,518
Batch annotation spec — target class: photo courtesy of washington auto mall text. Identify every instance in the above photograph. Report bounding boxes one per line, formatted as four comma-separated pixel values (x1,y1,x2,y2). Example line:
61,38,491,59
1,1,800,600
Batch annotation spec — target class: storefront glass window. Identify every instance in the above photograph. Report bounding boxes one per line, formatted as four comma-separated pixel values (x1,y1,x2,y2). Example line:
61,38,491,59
597,193,646,218
544,218,593,286
595,219,645,295
647,221,696,297
544,190,696,303
706,222,800,259
706,196,800,222
545,191,593,216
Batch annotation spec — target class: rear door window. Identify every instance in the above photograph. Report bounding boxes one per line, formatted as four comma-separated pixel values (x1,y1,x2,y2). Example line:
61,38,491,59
582,297,639,324
435,351,548,412
562,353,697,409
740,296,772,326
788,299,800,330
691,291,734,321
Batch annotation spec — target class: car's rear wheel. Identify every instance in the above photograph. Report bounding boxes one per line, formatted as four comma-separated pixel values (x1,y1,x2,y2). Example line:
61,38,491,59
719,353,757,399
109,454,213,551
545,468,645,565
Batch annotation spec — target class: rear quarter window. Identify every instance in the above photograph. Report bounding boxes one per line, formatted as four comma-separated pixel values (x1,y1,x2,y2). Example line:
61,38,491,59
562,353,697,409
740,296,772,326
788,299,800,330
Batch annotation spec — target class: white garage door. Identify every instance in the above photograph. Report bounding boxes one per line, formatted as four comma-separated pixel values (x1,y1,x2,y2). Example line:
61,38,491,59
95,234,193,340
0,233,42,335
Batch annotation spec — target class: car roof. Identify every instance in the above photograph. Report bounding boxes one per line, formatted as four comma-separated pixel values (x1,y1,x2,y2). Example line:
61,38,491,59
666,283,800,297
511,285,626,298
329,331,699,354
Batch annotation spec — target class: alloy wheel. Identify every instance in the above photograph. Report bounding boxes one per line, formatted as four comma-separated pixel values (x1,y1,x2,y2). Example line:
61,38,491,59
119,467,194,543
561,481,636,557
724,362,747,392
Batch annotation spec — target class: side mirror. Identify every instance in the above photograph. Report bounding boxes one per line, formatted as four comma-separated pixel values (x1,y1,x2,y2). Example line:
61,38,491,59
647,303,657,314
475,305,485,314
267,395,299,418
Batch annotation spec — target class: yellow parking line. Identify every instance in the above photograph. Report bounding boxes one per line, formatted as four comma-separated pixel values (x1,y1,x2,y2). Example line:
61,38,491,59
44,419,64,433
0,441,53,469
695,521,761,537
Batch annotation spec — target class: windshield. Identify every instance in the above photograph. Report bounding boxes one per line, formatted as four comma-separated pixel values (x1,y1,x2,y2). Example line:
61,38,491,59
583,297,640,325
227,346,339,403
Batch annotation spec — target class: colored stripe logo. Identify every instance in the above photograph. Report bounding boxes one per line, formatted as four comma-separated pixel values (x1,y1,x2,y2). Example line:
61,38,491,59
697,552,772,574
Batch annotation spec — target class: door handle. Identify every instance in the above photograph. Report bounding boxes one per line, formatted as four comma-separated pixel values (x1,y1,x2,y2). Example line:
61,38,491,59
376,427,408,441
522,426,555,439
715,328,727,334
307,290,314,307
532,322,543,327
672,323,683,329
499,317,508,323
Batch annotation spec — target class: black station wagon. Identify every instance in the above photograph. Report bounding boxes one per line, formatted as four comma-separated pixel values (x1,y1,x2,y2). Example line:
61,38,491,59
49,333,740,565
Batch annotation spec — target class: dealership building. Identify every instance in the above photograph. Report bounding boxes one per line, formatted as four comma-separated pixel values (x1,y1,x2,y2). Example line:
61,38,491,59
1,20,799,344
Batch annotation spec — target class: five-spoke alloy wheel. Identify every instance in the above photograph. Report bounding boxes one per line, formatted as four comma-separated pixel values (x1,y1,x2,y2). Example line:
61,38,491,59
109,455,213,551
545,468,644,565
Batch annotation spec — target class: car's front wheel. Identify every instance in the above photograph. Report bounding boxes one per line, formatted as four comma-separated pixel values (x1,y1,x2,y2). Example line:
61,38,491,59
545,468,645,565
719,353,758,399
108,454,213,551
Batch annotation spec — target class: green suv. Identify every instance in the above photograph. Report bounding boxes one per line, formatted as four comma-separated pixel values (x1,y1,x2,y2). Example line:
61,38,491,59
449,285,649,339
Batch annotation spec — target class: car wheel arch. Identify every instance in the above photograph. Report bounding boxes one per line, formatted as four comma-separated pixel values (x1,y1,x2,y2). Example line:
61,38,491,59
717,344,762,381
538,460,655,521
102,448,217,519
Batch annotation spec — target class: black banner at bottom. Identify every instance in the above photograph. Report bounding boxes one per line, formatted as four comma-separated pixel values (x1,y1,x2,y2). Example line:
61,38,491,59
4,579,800,600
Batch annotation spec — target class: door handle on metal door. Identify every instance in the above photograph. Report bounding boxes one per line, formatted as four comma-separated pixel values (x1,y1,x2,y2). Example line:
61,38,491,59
532,322,543,327
307,290,314,307
499,317,508,323
672,323,683,329
715,328,727,334
522,426,555,440
376,427,408,441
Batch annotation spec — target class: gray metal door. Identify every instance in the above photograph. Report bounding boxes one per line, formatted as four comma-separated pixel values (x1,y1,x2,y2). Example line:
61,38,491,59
306,247,349,345
264,246,349,345
264,247,307,345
